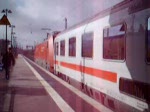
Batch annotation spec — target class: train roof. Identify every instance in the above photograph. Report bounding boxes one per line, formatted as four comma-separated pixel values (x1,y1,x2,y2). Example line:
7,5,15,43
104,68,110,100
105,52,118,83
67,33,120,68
57,0,149,36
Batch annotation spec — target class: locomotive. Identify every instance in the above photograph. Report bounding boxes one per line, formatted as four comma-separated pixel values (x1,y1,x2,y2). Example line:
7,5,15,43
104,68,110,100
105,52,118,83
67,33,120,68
34,0,150,111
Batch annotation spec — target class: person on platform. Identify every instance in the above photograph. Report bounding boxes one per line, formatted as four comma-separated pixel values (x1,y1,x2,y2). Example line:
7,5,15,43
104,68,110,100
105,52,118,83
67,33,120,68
2,47,15,80
0,53,3,71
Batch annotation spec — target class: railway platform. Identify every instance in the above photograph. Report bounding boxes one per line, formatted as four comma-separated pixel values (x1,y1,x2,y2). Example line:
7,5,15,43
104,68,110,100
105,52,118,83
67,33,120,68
0,54,113,112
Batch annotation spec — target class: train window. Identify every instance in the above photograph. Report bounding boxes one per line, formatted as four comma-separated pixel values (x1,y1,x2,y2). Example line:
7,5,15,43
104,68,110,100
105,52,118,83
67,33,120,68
147,18,150,62
82,32,93,58
119,77,150,103
60,40,65,56
55,42,59,55
69,37,76,57
103,24,126,60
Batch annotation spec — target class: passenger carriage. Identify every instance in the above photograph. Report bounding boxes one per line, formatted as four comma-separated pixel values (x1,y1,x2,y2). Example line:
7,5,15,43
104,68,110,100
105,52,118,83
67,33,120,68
35,0,150,111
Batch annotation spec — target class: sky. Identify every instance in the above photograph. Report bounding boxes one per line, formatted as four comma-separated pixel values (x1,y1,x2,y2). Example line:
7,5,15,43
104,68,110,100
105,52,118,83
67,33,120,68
0,0,124,49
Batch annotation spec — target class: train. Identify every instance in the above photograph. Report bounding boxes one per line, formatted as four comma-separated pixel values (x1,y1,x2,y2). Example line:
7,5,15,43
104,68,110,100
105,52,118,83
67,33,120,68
34,0,150,111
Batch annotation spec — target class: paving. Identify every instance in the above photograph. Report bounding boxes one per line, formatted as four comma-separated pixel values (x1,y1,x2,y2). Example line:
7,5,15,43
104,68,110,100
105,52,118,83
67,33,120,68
0,69,8,112
0,55,113,112
0,55,61,112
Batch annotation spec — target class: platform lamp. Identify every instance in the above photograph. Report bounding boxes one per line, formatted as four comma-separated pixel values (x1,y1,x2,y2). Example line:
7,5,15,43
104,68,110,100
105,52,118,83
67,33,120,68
1,9,12,50
1,9,12,79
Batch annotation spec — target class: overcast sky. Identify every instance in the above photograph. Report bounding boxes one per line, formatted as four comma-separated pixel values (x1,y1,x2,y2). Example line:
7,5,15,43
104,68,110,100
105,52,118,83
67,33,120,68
0,0,123,48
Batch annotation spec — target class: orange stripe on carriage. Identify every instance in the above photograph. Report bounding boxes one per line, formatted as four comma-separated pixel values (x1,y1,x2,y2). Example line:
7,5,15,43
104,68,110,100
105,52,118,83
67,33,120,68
60,61,117,83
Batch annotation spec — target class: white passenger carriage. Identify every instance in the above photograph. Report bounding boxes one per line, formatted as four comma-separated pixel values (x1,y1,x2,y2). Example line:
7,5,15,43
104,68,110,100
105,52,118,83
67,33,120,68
54,0,150,111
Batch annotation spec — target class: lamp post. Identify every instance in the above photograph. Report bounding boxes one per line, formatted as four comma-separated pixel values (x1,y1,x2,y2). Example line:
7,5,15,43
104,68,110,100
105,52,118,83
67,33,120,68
64,17,67,30
13,36,17,48
10,25,15,49
13,36,18,57
1,9,12,80
1,9,12,50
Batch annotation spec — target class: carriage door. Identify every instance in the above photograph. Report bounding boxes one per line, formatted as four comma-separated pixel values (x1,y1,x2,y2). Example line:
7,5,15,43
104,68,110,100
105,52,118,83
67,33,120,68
81,32,94,89
147,17,150,82
54,42,59,74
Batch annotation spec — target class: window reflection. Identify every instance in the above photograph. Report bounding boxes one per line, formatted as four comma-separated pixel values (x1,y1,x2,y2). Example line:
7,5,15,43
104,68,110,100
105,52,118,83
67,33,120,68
60,40,65,56
103,24,126,60
69,37,76,57
82,32,93,58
